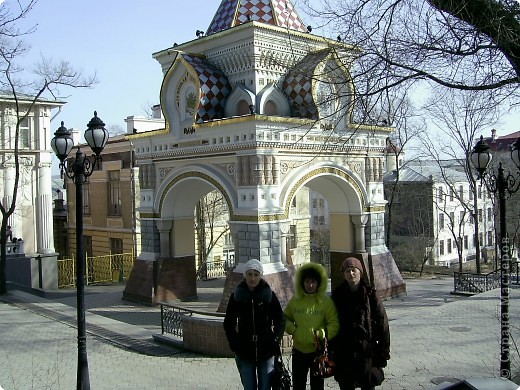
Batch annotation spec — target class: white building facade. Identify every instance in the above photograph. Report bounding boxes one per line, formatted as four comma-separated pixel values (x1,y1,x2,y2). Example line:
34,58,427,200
384,161,495,268
0,94,63,289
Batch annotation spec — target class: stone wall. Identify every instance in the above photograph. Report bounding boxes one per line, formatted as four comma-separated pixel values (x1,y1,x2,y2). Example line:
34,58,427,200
182,315,233,357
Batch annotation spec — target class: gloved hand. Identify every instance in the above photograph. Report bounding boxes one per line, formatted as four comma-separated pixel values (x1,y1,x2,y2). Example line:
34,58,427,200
372,356,387,368
313,328,325,340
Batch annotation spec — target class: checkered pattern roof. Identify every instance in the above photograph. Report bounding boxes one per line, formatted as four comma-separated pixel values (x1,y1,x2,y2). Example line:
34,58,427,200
207,0,306,35
182,54,231,123
283,51,330,119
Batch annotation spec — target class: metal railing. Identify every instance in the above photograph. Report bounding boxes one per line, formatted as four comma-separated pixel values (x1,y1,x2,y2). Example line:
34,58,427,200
57,252,135,288
160,302,225,338
453,262,520,294
196,258,232,280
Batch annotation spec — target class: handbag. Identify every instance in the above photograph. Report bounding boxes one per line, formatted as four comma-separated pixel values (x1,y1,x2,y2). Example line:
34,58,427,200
311,333,336,379
272,347,291,390
371,366,385,386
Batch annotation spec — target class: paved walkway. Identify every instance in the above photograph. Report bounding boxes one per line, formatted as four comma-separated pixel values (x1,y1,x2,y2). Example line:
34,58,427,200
0,277,519,389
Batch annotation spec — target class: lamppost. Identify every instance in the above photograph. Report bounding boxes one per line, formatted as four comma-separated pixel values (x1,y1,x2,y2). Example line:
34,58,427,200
470,135,520,380
51,112,109,390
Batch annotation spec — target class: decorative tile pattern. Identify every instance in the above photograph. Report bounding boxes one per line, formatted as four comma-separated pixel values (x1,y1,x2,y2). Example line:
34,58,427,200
282,51,330,119
182,54,232,123
207,0,306,35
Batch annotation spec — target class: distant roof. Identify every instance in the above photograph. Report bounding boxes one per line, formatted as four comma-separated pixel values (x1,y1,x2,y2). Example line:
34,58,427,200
384,160,468,184
483,130,520,152
0,90,65,105
207,0,307,35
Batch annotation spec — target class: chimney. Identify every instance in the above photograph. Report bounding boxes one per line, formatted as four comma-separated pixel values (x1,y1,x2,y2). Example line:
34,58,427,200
152,104,163,119
491,128,497,142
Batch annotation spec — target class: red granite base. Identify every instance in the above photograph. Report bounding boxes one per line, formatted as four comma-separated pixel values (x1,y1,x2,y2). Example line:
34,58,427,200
123,256,197,305
123,259,155,305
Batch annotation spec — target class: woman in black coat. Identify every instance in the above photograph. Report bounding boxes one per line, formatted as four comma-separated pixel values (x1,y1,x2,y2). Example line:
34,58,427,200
331,257,390,390
224,259,285,390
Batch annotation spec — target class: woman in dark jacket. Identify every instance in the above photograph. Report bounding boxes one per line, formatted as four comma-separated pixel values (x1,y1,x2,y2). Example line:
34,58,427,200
224,259,286,390
331,257,390,390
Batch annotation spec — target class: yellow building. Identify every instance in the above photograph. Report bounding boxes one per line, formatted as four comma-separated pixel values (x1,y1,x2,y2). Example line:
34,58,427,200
64,134,140,259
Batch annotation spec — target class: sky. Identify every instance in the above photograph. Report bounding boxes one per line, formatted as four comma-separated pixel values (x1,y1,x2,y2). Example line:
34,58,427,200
16,0,225,131
13,0,520,143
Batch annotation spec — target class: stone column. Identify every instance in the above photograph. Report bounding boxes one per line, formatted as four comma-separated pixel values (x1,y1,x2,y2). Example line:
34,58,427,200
2,162,15,230
351,214,368,253
219,220,294,312
279,221,290,265
155,219,173,257
36,162,55,253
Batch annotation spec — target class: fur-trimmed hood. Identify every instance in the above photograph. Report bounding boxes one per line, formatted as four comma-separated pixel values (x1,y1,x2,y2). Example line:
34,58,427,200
234,279,273,303
294,262,328,300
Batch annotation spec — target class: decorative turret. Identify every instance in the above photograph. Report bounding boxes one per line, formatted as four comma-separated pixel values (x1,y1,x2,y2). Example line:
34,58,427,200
207,0,307,35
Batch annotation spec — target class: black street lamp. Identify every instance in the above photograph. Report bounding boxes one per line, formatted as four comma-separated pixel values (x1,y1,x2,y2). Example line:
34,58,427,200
470,135,520,380
51,112,109,390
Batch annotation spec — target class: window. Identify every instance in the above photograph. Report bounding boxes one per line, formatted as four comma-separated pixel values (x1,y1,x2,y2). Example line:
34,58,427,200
447,239,452,254
438,187,444,201
313,216,319,226
439,240,444,256
459,186,464,202
487,231,493,247
479,233,484,246
449,188,454,201
450,212,455,225
478,185,482,199
83,235,93,257
469,189,473,200
487,207,493,221
288,225,297,249
478,209,483,223
312,199,317,208
318,216,325,225
439,213,445,229
108,171,121,216
464,235,468,250
19,117,30,148
83,182,90,215
110,238,123,254
459,211,464,223
224,233,233,246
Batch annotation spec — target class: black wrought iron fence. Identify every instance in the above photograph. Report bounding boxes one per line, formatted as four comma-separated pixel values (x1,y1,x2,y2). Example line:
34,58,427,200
160,303,225,338
453,262,520,294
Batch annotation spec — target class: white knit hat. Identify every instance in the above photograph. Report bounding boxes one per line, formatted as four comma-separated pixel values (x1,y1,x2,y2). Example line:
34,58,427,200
243,259,263,276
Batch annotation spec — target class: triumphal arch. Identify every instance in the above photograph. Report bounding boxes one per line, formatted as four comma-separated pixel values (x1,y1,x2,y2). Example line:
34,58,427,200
124,0,406,308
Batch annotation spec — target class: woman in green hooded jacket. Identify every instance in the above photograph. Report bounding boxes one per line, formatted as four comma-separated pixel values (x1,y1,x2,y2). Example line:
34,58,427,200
284,262,339,390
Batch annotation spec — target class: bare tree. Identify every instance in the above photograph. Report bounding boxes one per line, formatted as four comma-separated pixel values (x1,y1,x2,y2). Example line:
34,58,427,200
107,123,125,136
301,0,520,99
195,191,230,279
420,88,501,272
0,0,96,294
433,186,471,272
384,179,436,274
310,226,330,270
382,95,425,246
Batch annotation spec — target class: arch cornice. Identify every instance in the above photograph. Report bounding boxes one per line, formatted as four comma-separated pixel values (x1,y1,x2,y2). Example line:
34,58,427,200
282,166,367,215
157,168,236,219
